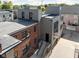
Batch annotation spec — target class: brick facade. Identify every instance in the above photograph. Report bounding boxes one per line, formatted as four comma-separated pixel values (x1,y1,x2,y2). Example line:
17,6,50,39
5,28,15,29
9,24,40,58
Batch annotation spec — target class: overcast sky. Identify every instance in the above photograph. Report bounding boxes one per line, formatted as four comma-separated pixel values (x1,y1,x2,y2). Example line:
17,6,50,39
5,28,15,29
1,0,79,5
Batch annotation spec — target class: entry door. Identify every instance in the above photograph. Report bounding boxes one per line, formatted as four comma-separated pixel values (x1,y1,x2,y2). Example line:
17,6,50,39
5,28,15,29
45,33,50,43
22,11,25,19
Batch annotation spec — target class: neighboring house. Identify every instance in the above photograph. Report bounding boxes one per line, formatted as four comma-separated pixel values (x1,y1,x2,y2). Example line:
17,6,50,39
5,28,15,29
63,14,79,25
31,14,63,58
0,11,13,22
29,8,42,22
45,6,60,15
41,14,63,46
61,6,79,14
18,8,29,20
18,7,42,22
60,6,79,25
60,6,79,31
30,6,64,58
31,13,63,58
0,19,40,58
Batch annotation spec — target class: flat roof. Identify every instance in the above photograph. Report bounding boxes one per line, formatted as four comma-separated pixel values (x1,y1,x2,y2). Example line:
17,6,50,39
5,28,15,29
42,14,59,18
0,19,37,36
47,14,59,16
0,11,11,14
0,35,21,55
42,14,59,17
42,14,59,20
0,19,37,55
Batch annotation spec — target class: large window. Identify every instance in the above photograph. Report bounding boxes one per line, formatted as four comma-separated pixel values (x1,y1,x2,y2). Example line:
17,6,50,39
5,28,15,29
54,21,58,33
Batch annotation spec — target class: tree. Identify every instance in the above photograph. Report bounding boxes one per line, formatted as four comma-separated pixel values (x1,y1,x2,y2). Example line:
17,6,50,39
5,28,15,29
58,3,68,6
2,1,13,9
13,5,21,9
8,1,13,9
0,0,2,9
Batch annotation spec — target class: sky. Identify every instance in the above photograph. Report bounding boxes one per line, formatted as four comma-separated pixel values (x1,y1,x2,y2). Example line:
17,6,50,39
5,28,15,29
1,0,79,5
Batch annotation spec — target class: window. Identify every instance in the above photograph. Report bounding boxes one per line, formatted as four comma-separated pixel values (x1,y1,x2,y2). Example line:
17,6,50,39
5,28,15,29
14,12,17,19
34,39,37,44
34,26,36,32
14,49,18,58
2,54,6,58
23,45,31,56
29,12,33,19
78,16,79,25
54,21,58,33
12,34,17,39
21,30,29,39
3,15,5,18
9,14,11,17
22,11,25,19
14,52,18,58
0,55,4,58
61,16,63,21
60,24,63,30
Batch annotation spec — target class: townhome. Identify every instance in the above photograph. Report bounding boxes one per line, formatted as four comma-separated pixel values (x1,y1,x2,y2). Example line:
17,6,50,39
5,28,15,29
61,6,79,32
0,18,40,58
0,11,13,22
18,7,42,22
0,7,41,58
31,6,63,58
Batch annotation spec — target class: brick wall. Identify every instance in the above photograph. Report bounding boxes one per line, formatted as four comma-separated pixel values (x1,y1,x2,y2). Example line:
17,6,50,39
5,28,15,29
10,24,39,58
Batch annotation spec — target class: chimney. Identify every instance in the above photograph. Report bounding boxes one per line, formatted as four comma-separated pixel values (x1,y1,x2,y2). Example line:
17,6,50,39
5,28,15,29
0,44,2,53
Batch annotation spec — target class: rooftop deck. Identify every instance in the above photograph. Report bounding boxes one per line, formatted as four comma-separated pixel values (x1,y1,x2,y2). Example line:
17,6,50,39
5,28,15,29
0,19,37,35
0,19,37,55
49,29,79,58
16,19,36,26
